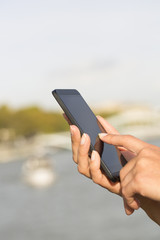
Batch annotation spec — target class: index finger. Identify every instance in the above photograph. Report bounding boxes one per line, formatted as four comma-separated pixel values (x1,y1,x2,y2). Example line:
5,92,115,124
96,115,119,134
99,134,149,155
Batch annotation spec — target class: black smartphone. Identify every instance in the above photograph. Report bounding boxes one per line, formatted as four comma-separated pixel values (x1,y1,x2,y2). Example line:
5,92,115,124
52,89,127,182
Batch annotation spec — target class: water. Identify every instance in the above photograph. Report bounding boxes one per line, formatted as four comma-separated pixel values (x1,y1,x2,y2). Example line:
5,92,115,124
0,140,160,239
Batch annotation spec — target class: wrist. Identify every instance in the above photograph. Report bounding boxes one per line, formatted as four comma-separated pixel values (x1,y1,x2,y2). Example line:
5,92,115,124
138,196,160,225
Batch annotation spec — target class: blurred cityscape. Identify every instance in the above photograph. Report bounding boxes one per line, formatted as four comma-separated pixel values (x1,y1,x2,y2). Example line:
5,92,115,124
1,102,160,164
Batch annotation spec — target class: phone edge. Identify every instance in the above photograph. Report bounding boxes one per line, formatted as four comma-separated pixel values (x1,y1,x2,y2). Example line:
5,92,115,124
52,89,119,182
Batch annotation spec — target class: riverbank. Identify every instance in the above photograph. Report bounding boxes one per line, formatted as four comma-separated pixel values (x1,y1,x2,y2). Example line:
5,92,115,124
0,132,71,163
1,123,160,163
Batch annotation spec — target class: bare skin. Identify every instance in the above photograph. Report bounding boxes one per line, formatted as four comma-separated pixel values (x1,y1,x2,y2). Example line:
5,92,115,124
68,115,160,225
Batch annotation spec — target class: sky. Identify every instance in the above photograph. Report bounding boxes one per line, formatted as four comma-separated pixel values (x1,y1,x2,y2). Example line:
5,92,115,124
0,0,160,110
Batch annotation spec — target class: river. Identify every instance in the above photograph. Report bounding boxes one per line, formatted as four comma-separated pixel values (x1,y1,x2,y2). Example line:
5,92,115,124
0,139,159,239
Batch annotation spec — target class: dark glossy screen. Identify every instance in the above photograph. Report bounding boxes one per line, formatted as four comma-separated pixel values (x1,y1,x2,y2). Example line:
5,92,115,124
60,93,123,174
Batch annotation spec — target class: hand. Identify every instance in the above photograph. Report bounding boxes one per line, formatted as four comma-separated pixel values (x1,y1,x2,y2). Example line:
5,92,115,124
65,114,160,224
99,133,160,224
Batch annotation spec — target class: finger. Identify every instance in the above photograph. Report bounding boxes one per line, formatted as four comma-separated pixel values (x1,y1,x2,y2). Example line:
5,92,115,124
123,199,134,215
120,161,141,210
97,116,131,154
77,133,91,178
90,151,121,195
70,125,81,163
96,115,119,134
121,179,140,210
99,134,149,155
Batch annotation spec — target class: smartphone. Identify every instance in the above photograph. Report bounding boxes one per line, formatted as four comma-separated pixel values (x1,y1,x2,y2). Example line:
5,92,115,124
52,89,127,182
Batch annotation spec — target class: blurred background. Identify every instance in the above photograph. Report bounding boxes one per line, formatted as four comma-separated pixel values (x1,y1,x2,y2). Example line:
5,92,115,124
0,0,160,239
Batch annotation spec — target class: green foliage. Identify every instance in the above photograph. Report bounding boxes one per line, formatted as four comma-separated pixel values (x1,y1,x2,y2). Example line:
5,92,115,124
0,105,119,139
0,105,13,128
0,105,68,138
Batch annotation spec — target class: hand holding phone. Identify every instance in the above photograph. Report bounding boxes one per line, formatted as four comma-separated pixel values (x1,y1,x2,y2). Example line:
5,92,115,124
52,89,127,182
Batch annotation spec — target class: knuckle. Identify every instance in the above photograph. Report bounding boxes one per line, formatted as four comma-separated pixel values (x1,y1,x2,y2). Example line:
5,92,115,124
121,186,126,198
133,174,144,195
135,158,146,170
78,143,89,157
77,165,84,174
92,176,100,185
121,183,126,197
139,147,150,157
121,179,125,189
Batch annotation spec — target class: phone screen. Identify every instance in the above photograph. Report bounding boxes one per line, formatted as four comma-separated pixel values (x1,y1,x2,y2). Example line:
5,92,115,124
53,89,126,181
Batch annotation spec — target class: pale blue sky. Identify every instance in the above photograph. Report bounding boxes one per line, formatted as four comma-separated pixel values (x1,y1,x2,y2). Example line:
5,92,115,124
0,0,160,109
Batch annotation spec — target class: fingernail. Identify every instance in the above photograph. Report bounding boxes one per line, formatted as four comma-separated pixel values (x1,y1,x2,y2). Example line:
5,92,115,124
81,133,86,145
98,133,108,139
70,125,74,136
91,150,96,161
